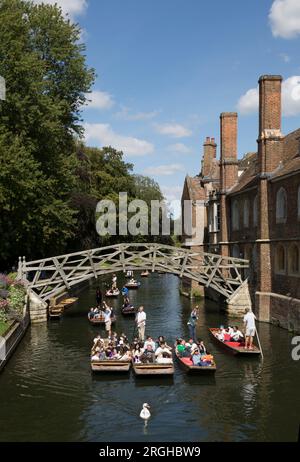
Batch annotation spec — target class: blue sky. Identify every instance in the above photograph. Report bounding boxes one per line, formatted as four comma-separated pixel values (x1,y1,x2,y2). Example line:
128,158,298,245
34,0,300,208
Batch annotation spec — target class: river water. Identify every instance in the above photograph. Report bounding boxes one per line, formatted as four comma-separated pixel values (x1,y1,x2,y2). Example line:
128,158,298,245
0,273,299,442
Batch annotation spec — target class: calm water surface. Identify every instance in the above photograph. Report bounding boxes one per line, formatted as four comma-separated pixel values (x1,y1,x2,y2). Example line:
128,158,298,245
0,273,299,442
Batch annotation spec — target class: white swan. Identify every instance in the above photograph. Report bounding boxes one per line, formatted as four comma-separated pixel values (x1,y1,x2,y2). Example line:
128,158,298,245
140,403,151,422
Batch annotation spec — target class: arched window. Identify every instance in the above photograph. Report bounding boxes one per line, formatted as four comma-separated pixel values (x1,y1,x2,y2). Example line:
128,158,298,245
298,186,300,219
231,200,239,230
243,199,250,228
276,245,286,273
276,187,287,223
288,244,300,275
253,195,258,227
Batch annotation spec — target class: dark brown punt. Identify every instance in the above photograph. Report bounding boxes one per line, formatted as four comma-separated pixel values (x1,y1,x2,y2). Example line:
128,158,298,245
121,305,135,315
209,328,261,355
132,361,174,376
174,349,216,374
89,316,116,325
91,360,131,372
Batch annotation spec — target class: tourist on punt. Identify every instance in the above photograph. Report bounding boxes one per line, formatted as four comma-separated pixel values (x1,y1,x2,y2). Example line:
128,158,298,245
216,326,225,341
140,344,155,364
93,334,104,347
197,339,207,355
187,307,198,342
144,336,156,351
243,308,257,350
132,343,144,363
156,335,172,351
155,342,173,363
96,288,102,307
185,338,198,353
176,339,190,358
231,326,244,342
136,306,146,341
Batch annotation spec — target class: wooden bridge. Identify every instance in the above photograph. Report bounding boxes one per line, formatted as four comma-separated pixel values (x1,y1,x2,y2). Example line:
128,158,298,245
18,243,249,302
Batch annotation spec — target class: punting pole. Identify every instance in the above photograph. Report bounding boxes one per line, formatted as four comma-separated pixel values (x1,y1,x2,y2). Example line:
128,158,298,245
245,283,264,360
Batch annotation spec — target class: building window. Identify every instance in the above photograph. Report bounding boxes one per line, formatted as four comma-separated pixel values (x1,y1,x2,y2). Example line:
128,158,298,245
232,244,240,258
276,187,287,224
275,245,286,274
253,195,258,227
243,199,250,228
288,244,300,276
231,200,239,231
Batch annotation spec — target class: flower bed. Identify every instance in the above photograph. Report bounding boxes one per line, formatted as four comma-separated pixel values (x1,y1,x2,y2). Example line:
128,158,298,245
0,273,26,334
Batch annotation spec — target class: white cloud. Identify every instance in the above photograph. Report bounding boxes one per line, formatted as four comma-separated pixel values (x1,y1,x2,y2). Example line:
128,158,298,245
155,123,192,138
144,163,185,176
84,123,154,157
237,88,259,115
269,0,300,39
85,90,114,110
32,0,87,19
161,185,183,201
237,76,300,117
115,106,159,121
167,143,192,154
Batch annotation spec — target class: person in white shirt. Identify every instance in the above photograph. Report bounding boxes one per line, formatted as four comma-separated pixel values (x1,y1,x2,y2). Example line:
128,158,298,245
136,306,146,341
104,305,112,337
144,336,156,352
112,274,117,290
231,326,244,342
155,342,173,364
243,308,257,350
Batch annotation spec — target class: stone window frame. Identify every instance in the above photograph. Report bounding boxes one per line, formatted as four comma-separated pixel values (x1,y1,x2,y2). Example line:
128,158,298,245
231,199,239,231
243,198,250,228
275,244,286,275
288,243,300,277
253,195,258,227
276,187,287,224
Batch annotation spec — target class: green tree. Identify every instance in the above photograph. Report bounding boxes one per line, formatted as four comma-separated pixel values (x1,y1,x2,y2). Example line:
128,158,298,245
0,0,95,268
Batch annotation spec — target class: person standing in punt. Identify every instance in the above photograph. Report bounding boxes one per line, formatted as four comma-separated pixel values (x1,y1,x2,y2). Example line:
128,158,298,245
136,306,146,342
243,308,257,350
187,307,198,342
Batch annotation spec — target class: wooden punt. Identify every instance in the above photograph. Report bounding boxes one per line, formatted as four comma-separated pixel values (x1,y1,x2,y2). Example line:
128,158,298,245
59,297,78,308
121,304,135,315
141,271,150,277
125,281,141,289
174,348,216,374
49,304,64,319
91,359,131,372
132,361,174,376
209,328,261,355
105,289,120,297
89,315,116,325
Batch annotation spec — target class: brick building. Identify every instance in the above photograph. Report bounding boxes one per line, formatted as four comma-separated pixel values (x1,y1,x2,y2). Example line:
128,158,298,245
181,74,300,333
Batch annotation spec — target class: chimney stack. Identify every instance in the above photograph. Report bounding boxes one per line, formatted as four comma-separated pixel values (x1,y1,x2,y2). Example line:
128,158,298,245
202,137,217,177
220,112,238,192
258,75,283,173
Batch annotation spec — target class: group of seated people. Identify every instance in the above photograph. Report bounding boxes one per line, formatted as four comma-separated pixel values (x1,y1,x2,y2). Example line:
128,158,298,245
88,302,114,320
91,332,131,361
131,336,173,364
215,325,244,343
91,333,173,364
175,338,214,367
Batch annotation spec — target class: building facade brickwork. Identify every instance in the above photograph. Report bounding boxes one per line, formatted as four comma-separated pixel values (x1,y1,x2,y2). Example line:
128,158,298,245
181,74,300,332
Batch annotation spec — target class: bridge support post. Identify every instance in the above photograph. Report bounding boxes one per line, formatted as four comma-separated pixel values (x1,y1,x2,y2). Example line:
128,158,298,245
28,290,48,323
226,280,252,317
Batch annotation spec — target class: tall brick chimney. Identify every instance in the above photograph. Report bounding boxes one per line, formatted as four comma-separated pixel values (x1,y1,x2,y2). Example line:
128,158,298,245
220,112,238,192
202,137,217,177
258,75,283,173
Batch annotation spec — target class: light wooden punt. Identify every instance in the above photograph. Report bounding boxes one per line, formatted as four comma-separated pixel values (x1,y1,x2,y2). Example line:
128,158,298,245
88,315,116,325
91,359,131,372
132,361,174,376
